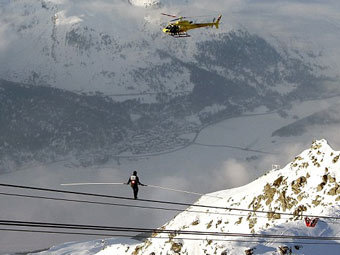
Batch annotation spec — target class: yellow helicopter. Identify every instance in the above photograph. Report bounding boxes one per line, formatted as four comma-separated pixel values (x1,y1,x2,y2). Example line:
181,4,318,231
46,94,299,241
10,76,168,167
162,13,222,38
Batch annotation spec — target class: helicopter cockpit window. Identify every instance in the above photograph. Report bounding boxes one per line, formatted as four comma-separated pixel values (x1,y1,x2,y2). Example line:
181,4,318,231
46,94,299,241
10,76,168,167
166,25,172,29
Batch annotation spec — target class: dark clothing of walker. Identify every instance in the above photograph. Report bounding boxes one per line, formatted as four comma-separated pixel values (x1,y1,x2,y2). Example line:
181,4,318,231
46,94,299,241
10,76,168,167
127,172,145,199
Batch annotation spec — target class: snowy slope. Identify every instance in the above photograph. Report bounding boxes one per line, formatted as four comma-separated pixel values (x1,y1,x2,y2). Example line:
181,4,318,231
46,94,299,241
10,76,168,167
0,0,205,96
34,139,340,255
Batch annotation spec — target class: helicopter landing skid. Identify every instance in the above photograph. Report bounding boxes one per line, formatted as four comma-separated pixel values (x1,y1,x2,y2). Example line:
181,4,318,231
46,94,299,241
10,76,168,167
171,33,190,38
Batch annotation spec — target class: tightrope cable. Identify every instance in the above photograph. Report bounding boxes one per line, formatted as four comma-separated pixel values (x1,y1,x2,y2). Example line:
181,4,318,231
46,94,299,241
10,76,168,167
0,192,262,218
1,183,339,220
61,182,224,199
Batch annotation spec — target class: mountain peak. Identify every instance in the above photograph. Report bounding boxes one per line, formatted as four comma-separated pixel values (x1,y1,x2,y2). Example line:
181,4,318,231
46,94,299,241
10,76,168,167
32,140,340,254
92,139,340,254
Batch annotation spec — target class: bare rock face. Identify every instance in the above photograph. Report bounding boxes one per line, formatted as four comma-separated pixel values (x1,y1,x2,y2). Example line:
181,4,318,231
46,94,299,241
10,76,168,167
291,176,307,194
278,246,292,255
170,242,182,253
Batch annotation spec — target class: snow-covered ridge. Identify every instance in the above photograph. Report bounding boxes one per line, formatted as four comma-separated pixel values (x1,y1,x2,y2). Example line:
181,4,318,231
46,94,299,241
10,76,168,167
36,139,340,255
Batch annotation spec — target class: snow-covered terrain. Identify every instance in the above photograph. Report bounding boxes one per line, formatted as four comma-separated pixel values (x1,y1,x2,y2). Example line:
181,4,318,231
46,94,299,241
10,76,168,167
30,139,340,254
1,0,339,169
2,0,340,253
1,0,336,97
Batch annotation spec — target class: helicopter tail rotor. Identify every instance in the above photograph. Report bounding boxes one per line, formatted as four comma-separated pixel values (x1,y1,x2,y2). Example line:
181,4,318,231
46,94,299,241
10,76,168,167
214,15,222,29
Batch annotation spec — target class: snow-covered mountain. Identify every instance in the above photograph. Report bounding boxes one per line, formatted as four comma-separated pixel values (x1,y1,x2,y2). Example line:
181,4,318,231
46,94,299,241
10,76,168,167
1,0,333,171
0,0,326,98
33,139,340,254
2,1,340,253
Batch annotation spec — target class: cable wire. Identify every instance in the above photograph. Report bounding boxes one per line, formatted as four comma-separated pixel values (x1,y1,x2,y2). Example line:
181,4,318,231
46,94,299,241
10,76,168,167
0,183,339,220
0,191,268,218
12,191,339,224
1,228,340,246
61,182,224,199
1,220,340,242
0,192,323,221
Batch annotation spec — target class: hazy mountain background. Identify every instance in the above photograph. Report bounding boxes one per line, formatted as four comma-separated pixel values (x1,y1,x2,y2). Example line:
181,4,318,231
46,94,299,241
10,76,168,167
1,0,340,253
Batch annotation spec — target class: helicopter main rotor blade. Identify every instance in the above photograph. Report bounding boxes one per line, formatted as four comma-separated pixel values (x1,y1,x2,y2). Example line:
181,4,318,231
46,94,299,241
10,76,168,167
161,13,177,18
170,16,187,22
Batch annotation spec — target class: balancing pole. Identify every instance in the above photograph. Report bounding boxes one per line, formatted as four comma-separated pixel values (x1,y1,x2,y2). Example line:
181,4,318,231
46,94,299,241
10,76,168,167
60,183,223,199
145,184,223,199
61,183,126,186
